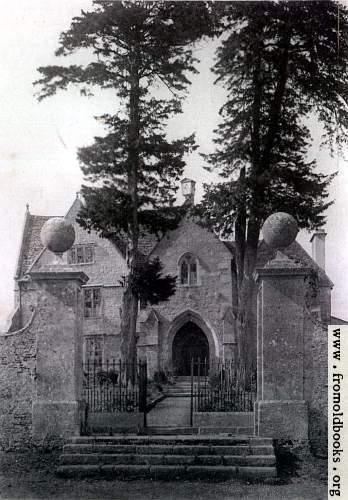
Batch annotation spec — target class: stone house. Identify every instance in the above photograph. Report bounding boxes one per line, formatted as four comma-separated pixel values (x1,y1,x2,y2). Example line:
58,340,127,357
0,178,342,453
10,180,333,378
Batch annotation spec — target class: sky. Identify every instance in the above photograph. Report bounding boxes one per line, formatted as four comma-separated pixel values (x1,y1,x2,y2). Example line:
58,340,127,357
0,0,347,328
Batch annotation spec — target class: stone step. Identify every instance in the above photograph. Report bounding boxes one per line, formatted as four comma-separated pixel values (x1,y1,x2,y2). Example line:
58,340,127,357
56,464,277,480
67,435,273,446
60,453,276,467
145,426,198,435
63,443,274,456
145,427,254,436
199,426,254,435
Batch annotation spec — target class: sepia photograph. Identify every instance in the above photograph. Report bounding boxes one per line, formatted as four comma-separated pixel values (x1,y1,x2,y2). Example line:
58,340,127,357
0,1,347,498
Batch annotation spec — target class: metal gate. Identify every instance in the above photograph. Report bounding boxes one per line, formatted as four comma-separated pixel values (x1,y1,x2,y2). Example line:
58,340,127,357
83,359,148,430
190,359,256,426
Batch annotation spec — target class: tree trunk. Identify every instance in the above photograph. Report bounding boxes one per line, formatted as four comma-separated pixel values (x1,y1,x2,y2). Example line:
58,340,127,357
235,216,260,384
234,28,292,386
120,66,141,377
235,167,246,293
120,286,139,379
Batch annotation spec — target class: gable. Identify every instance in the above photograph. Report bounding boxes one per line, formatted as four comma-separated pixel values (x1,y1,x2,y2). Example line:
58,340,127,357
64,196,84,223
15,213,54,279
149,218,233,277
18,197,128,286
16,196,332,289
256,240,333,287
107,231,159,259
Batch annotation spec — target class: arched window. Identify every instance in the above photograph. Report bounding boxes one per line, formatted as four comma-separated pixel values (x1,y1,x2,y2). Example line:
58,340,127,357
180,254,198,286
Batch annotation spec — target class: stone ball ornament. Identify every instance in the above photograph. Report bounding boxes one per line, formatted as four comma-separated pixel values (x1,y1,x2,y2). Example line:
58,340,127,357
40,217,75,254
262,212,299,250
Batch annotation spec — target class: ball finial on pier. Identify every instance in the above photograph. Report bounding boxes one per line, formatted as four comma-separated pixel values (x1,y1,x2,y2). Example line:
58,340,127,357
262,212,299,251
40,217,75,254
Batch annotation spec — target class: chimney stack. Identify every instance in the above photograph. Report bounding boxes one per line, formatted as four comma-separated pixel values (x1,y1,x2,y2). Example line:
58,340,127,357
310,229,326,270
181,178,196,205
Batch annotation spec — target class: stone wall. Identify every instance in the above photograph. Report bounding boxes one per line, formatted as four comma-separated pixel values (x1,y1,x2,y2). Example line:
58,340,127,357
304,313,328,456
17,282,39,326
0,311,36,450
148,218,235,370
16,201,126,362
65,198,127,287
83,286,123,338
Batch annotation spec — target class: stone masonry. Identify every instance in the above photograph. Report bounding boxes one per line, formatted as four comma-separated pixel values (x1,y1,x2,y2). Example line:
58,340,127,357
254,257,310,442
0,195,335,451
0,310,36,450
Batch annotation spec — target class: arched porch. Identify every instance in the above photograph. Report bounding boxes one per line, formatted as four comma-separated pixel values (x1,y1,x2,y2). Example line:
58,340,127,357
166,310,220,373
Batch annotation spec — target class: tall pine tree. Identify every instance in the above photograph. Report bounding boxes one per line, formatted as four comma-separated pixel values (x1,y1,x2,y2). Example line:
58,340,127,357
35,1,213,368
201,1,348,368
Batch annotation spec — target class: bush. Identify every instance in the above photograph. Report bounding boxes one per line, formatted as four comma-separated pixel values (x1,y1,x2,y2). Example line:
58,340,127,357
95,369,119,385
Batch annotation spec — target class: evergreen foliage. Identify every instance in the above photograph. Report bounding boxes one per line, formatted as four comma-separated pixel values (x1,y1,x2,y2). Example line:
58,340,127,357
129,257,177,307
34,0,213,365
200,1,348,366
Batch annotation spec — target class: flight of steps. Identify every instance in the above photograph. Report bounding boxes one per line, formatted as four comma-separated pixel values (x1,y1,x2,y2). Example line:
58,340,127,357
57,434,277,481
164,376,196,396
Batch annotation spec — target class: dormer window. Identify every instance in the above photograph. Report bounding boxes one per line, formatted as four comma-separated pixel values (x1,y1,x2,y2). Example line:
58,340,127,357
180,253,198,286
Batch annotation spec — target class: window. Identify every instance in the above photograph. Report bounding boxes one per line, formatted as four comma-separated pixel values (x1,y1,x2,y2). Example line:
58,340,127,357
68,244,94,264
85,336,103,367
84,287,101,318
180,254,198,286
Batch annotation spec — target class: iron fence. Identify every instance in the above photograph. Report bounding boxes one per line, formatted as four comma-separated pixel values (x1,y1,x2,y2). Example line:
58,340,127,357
191,359,256,414
83,359,147,413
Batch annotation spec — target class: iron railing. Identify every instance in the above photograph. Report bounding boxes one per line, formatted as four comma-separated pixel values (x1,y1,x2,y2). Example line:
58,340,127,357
191,359,256,415
83,359,147,414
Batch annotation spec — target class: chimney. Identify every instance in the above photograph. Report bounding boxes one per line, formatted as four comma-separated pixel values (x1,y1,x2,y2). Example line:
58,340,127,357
310,229,326,270
181,178,196,205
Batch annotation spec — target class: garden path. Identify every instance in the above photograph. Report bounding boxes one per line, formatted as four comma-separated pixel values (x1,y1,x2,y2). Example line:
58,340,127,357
147,397,191,427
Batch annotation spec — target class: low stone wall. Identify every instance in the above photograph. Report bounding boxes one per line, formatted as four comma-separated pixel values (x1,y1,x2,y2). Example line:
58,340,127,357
87,412,144,433
0,310,37,450
193,411,254,431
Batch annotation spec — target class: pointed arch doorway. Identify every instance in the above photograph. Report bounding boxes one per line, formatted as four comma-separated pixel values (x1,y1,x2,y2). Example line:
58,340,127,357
172,321,209,376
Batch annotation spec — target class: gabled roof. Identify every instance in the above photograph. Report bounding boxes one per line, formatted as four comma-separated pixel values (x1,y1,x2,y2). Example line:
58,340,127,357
106,232,159,259
221,239,332,287
15,213,53,279
15,204,160,279
15,198,332,288
257,239,333,287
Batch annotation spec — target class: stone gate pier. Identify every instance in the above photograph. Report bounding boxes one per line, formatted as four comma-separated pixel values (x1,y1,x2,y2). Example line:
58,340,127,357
29,267,88,442
254,255,310,441
253,212,328,454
